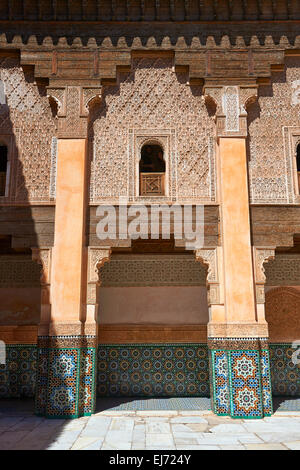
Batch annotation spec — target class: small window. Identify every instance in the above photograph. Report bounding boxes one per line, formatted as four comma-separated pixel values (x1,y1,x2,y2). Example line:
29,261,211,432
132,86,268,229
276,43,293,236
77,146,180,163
0,146,8,196
297,143,300,195
139,144,165,196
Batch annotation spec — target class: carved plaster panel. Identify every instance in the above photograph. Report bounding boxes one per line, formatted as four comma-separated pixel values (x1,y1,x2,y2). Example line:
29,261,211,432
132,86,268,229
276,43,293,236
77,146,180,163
90,57,215,203
253,247,276,284
88,247,111,284
265,254,300,286
248,57,300,204
99,254,207,287
0,57,56,202
0,255,41,287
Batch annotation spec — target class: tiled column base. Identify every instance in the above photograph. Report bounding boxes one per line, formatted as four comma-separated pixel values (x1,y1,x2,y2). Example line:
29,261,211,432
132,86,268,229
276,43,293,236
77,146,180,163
209,337,273,419
35,335,97,419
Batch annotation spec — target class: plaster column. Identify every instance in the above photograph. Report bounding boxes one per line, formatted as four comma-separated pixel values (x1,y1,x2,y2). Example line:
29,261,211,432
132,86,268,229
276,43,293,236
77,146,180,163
34,84,101,418
204,84,273,418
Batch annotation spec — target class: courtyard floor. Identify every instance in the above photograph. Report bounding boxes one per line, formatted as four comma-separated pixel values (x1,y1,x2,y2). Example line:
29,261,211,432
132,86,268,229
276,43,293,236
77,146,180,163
0,398,300,450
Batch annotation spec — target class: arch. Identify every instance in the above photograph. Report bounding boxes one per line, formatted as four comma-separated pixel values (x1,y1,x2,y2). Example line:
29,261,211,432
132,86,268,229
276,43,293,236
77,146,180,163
139,141,166,196
265,287,300,342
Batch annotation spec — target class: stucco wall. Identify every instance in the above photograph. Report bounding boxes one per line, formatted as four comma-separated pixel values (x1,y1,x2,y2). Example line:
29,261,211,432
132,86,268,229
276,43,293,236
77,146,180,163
98,286,208,324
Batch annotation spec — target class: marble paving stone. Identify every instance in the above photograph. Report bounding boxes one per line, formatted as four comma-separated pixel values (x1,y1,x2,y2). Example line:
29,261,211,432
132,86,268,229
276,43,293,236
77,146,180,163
244,443,288,450
243,421,300,433
220,445,246,450
146,433,174,447
257,432,300,443
176,445,220,450
171,416,208,424
196,434,240,445
102,442,131,450
283,441,300,450
0,417,24,429
71,437,104,450
146,421,171,434
104,430,134,448
173,436,199,445
136,411,178,417
210,424,247,433
96,411,136,416
172,423,209,433
110,418,134,433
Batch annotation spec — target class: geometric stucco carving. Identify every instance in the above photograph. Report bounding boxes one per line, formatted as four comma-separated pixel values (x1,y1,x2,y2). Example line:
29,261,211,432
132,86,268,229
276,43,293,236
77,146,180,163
47,85,101,139
0,57,56,203
265,287,300,342
194,248,219,305
90,57,216,203
203,82,257,138
265,254,300,286
87,247,111,305
253,247,275,304
88,247,112,284
248,58,300,205
100,254,207,287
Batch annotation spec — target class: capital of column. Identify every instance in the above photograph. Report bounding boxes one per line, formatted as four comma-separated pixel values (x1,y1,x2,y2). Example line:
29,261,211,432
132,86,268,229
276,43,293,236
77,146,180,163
203,81,258,138
253,247,276,304
31,247,52,287
195,248,220,305
87,247,111,305
47,83,101,138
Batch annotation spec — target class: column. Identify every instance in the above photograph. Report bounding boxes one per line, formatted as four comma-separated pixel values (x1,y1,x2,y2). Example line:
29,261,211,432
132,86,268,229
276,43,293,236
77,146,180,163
203,84,273,418
34,84,101,418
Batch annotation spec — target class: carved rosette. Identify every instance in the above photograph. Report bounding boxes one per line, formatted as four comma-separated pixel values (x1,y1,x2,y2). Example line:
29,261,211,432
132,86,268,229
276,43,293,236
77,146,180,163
203,83,257,138
195,248,220,305
47,85,101,139
87,247,111,304
253,247,275,304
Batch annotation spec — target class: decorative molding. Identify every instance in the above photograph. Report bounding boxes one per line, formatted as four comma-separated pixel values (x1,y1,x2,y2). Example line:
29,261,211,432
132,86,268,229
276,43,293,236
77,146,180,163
31,247,52,285
253,247,276,284
194,248,218,283
88,247,111,284
195,248,219,305
49,136,57,200
47,85,101,139
203,83,257,138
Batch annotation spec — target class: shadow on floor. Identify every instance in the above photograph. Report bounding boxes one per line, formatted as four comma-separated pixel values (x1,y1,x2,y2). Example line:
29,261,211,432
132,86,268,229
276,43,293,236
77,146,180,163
272,396,300,412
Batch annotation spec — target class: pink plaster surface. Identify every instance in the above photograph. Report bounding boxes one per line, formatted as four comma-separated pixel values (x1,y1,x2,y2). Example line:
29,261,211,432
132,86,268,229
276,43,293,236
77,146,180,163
0,288,40,324
98,286,209,324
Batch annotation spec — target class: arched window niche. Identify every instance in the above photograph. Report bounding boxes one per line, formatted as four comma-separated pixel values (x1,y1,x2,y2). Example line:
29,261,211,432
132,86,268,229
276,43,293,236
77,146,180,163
139,142,166,196
0,144,8,197
297,142,300,194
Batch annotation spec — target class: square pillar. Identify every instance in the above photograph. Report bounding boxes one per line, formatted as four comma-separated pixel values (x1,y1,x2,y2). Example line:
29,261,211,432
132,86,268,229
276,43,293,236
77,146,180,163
203,84,274,418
